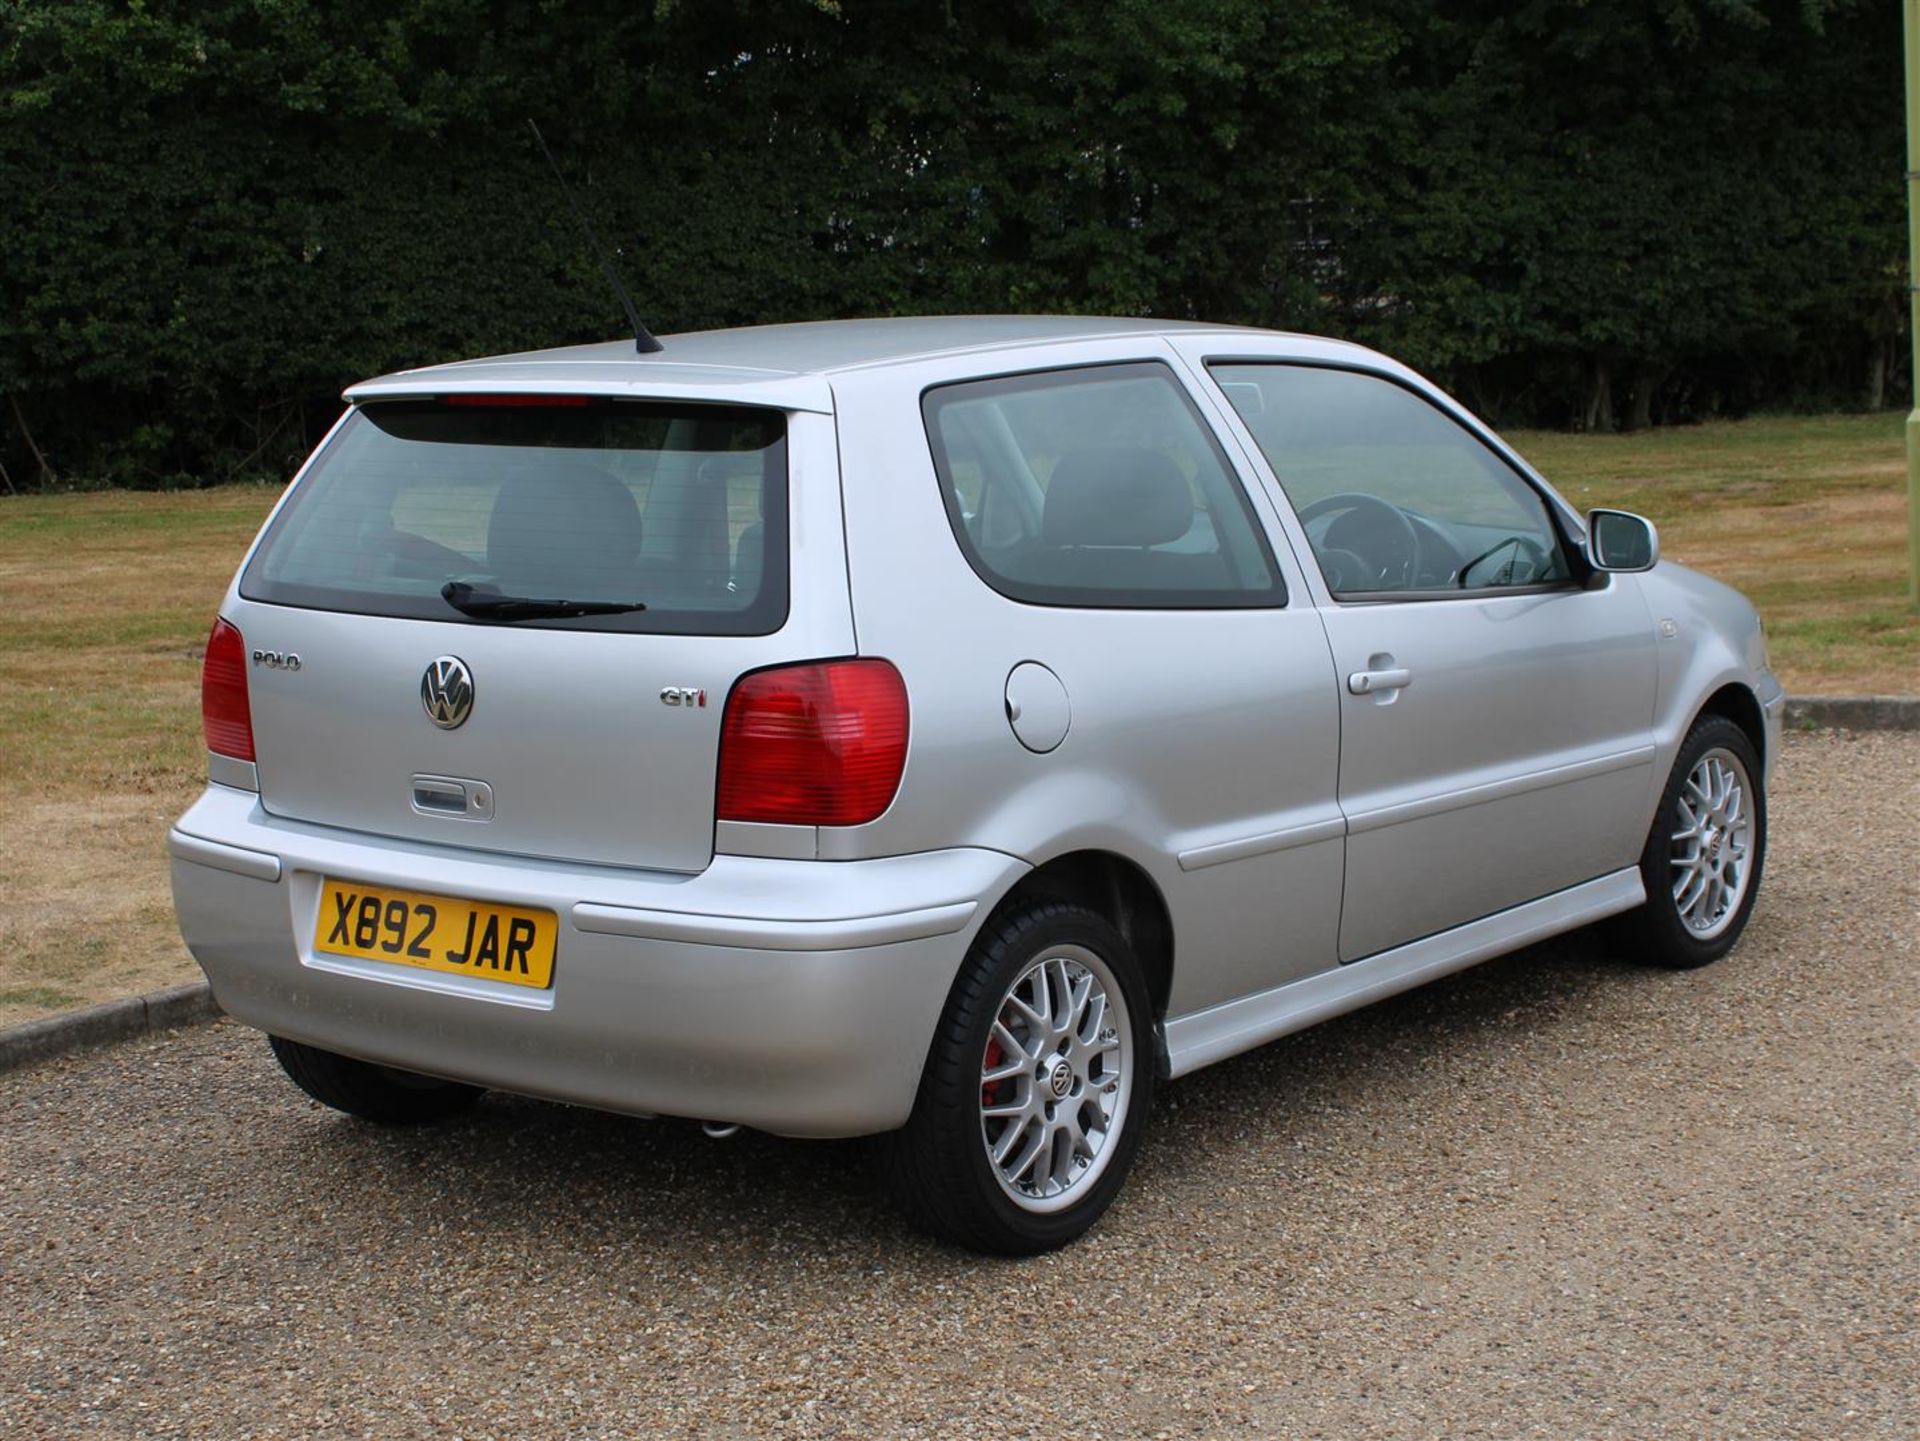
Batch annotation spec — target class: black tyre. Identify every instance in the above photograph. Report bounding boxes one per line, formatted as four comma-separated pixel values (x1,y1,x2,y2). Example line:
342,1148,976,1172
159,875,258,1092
887,901,1155,1255
1614,715,1767,969
268,1035,484,1124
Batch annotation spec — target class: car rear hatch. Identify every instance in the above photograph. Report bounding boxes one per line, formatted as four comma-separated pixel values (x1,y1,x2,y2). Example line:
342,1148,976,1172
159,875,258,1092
229,390,849,873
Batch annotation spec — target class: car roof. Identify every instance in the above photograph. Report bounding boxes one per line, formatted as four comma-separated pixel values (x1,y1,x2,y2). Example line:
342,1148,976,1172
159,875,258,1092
624,315,1267,374
343,315,1346,404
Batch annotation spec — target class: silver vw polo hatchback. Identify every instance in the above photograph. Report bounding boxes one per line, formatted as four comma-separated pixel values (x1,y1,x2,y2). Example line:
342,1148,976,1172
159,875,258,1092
171,317,1781,1252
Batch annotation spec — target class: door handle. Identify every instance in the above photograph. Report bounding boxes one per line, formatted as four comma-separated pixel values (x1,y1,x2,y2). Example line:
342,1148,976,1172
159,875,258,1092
1347,667,1412,696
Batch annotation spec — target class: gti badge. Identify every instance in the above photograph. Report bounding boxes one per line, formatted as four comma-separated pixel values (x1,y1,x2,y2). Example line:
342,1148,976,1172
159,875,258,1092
660,686,707,708
421,656,475,730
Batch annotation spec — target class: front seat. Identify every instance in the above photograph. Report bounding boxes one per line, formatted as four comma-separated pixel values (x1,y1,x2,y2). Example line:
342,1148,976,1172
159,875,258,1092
1029,448,1203,590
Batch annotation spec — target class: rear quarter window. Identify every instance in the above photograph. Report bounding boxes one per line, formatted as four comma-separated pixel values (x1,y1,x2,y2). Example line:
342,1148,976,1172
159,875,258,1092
242,400,787,635
921,362,1285,609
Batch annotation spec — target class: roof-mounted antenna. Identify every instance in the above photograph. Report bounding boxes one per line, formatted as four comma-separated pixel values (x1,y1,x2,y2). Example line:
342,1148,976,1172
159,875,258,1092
527,118,664,355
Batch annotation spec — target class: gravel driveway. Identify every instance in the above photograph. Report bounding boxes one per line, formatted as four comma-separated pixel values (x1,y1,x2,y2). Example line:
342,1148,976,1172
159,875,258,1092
3,729,1914,1440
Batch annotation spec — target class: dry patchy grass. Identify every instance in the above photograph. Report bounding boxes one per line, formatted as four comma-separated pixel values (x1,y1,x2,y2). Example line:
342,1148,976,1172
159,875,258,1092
1509,411,1917,694
0,414,1913,1022
0,486,279,1024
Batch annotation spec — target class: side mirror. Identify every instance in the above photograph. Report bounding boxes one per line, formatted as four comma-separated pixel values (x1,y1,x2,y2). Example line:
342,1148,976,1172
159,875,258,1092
1586,509,1659,573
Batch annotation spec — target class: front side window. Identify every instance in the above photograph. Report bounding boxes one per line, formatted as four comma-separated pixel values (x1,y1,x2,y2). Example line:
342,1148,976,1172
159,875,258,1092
922,362,1285,608
1210,364,1574,597
242,399,787,635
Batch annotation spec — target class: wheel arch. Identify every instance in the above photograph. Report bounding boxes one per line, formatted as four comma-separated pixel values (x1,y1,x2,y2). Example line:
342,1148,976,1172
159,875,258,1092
981,850,1175,1025
1695,681,1767,772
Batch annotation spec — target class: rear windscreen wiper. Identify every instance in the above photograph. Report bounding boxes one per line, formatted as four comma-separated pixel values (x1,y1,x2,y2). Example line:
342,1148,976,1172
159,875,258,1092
441,580,648,621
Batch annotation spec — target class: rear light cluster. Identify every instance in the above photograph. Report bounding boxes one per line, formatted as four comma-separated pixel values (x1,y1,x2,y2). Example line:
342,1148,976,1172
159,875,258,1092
201,617,255,762
716,660,908,827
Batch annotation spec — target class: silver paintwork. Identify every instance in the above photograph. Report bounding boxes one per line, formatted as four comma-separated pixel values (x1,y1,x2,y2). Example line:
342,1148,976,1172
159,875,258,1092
171,316,1780,1139
170,824,281,883
1315,588,1658,961
170,782,1024,1135
206,751,258,792
1163,867,1646,1076
1003,662,1071,754
346,359,836,415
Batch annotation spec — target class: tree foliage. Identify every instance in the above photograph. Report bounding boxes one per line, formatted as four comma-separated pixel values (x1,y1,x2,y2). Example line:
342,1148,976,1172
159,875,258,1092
0,0,1900,487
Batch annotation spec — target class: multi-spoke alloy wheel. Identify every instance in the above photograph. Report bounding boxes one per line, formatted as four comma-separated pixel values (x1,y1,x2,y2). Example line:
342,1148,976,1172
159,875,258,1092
1667,748,1754,940
978,945,1133,1213
888,902,1154,1254
1618,714,1767,970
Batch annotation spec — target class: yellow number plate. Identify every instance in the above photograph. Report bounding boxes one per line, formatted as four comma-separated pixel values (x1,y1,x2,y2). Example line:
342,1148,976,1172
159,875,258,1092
314,880,557,989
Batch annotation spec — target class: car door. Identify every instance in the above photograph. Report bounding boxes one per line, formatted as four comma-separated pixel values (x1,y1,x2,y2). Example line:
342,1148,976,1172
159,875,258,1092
1196,358,1660,962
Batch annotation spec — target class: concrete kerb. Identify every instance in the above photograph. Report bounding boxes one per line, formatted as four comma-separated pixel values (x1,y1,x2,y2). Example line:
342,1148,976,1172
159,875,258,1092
2,692,1915,1077
0,983,220,1076
1782,694,1920,732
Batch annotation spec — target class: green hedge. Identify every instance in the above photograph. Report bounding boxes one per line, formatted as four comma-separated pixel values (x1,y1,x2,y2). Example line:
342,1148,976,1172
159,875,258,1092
0,0,1901,488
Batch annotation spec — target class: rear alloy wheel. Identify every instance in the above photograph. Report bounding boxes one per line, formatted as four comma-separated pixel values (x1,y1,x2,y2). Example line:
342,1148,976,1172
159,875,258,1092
1617,715,1767,969
268,1035,484,1124
979,942,1135,1212
888,902,1154,1254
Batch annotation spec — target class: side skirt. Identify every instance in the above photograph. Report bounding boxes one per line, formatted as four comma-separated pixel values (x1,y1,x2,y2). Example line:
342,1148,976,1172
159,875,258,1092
1163,867,1646,1079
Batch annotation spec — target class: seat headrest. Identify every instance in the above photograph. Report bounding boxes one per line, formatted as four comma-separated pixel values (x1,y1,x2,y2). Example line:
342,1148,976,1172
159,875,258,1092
1042,449,1194,548
485,466,644,593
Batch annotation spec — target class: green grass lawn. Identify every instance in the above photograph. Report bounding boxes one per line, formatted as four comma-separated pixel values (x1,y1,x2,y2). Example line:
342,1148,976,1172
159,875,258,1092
1509,411,1917,694
0,412,1912,1024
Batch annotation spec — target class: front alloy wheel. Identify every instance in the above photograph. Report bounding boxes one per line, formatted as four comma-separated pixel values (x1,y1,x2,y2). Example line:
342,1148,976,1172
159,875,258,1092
1667,747,1757,941
1617,714,1767,969
888,902,1154,1254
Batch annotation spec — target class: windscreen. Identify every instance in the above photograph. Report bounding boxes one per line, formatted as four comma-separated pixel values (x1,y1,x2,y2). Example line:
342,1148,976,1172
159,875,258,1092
242,399,787,634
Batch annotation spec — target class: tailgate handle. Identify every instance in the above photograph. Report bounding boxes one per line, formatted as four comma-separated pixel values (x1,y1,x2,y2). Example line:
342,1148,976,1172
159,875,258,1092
411,774,494,820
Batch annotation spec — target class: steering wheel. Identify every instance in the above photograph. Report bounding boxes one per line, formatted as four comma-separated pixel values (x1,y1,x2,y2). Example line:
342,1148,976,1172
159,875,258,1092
1297,492,1421,591
1311,546,1377,594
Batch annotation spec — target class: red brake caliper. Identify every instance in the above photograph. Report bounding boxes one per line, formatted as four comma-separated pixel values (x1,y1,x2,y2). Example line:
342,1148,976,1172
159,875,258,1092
982,1034,1005,1107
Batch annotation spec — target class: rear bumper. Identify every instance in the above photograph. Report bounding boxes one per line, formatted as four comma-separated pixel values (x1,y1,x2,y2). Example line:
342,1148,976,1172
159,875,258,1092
169,785,1026,1137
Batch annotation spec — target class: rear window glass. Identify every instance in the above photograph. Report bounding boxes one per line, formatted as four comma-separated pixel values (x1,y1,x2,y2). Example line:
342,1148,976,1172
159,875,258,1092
242,400,787,634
